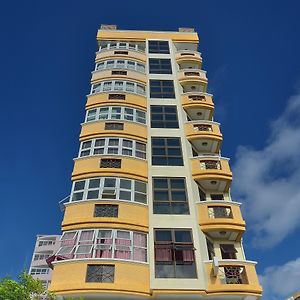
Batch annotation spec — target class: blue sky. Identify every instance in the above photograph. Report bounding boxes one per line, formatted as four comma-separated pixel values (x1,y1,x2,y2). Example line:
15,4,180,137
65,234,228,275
1,1,300,298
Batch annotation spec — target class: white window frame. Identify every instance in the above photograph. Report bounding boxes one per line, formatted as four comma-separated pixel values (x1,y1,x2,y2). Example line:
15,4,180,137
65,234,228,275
90,80,146,96
78,137,146,160
98,42,145,53
95,59,145,73
85,106,146,125
70,177,147,204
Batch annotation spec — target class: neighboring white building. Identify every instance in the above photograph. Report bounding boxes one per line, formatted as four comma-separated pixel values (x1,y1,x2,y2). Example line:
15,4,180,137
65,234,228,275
29,235,60,290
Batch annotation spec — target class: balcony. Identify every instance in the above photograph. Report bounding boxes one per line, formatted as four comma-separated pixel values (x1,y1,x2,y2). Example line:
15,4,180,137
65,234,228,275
91,69,146,85
197,201,245,241
181,93,214,120
177,69,207,84
62,200,149,232
181,80,207,95
191,157,232,192
86,92,147,111
49,260,150,298
205,260,262,297
80,120,147,143
175,50,202,64
72,156,148,182
96,48,146,63
185,121,222,154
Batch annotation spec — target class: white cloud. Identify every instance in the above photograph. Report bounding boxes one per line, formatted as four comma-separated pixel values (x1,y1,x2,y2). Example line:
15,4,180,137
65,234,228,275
259,257,300,300
232,93,300,247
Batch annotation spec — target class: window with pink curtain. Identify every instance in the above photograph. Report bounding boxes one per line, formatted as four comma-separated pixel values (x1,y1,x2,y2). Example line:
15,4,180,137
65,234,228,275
79,230,94,244
114,246,131,259
182,249,194,262
155,246,173,262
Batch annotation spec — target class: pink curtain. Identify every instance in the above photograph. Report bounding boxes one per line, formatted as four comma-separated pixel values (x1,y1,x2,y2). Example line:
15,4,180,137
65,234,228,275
79,231,94,244
155,247,172,262
133,233,146,247
133,248,146,262
115,250,131,259
61,240,76,246
95,249,112,258
183,249,194,262
115,239,131,246
76,253,92,259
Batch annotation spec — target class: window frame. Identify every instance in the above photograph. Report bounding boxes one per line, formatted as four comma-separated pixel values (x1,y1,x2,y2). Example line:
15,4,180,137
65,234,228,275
95,59,145,73
85,106,146,125
78,137,146,160
148,40,170,54
152,177,189,215
91,80,146,96
151,137,184,166
71,177,147,204
149,80,175,99
149,58,172,74
150,105,179,128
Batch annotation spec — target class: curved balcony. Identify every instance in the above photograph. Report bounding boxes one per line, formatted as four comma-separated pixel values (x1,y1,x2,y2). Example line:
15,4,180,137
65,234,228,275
72,156,148,182
205,260,262,297
178,69,207,84
49,260,150,298
197,201,245,241
62,201,148,232
191,157,232,192
86,92,147,111
96,49,146,63
175,50,202,64
181,80,207,95
185,121,222,153
91,69,146,85
80,121,147,142
181,93,214,120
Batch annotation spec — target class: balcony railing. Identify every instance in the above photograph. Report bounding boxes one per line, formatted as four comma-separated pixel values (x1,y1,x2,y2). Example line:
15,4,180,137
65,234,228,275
200,160,221,170
208,206,233,218
219,265,247,284
98,42,145,53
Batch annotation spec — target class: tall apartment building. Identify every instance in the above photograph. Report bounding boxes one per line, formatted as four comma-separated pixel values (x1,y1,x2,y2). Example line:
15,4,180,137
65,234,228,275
48,25,262,299
29,235,60,290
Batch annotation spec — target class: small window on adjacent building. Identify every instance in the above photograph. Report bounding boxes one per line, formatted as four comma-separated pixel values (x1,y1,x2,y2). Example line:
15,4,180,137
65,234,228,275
149,58,172,74
220,244,238,259
150,80,175,98
86,265,115,283
105,123,124,130
148,41,170,54
94,204,118,217
100,159,121,168
151,137,183,166
153,177,189,214
150,106,179,128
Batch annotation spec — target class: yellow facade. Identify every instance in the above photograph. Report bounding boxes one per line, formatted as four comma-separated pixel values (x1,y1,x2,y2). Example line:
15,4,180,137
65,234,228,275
62,201,149,232
72,155,148,181
50,261,150,297
86,92,147,110
96,49,146,62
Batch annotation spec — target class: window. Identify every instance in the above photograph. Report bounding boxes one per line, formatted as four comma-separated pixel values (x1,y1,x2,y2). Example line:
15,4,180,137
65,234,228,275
38,240,54,246
152,137,183,166
71,177,147,204
79,137,146,159
208,206,233,218
150,80,175,98
220,244,237,259
100,159,121,168
149,58,172,74
94,204,118,217
105,122,124,130
30,268,50,275
154,229,196,278
34,253,51,261
211,194,224,201
108,94,126,100
56,229,147,263
111,70,127,76
86,265,115,283
198,187,206,201
85,106,146,125
150,106,179,128
148,41,170,54
99,42,145,53
153,177,189,214
95,59,145,73
91,80,146,96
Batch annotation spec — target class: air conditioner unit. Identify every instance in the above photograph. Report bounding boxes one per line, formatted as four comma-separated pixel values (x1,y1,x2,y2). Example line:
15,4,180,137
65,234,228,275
212,256,219,276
